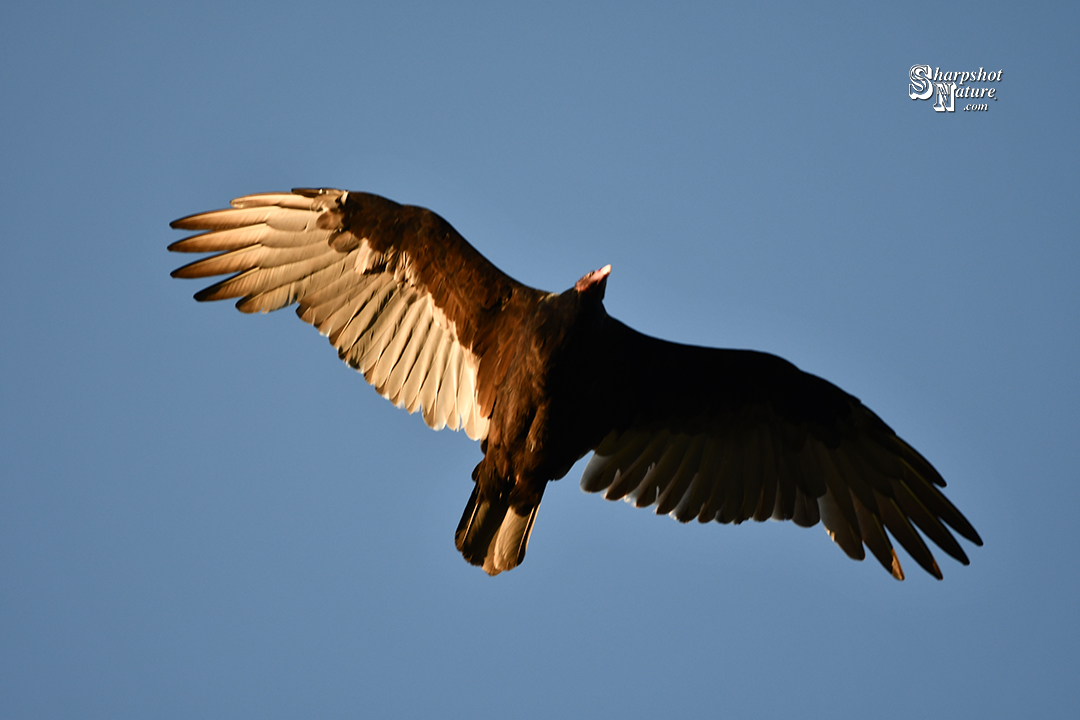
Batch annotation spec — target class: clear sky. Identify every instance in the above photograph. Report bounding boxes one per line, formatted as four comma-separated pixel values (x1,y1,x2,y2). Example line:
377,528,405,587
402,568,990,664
2,2,1077,718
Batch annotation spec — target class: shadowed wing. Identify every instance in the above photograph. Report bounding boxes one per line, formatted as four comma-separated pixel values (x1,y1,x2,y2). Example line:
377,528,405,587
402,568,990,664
170,189,542,440
581,319,982,580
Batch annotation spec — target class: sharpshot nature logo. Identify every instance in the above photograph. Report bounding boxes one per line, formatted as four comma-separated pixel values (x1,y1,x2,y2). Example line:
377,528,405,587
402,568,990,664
909,65,1002,113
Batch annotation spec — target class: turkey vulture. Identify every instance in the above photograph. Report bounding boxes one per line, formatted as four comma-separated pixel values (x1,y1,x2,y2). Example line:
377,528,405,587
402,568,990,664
169,188,982,579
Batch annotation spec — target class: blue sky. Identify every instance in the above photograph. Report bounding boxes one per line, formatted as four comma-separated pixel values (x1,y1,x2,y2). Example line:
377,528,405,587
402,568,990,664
2,1,1077,718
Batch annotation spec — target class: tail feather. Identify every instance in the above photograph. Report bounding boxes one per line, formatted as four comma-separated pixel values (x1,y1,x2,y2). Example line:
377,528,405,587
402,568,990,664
455,485,543,575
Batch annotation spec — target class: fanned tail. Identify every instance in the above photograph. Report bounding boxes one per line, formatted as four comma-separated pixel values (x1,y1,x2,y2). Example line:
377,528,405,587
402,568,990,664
455,485,543,575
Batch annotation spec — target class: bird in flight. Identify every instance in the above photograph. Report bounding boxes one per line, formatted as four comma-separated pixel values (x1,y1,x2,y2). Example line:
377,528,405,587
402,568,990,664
170,188,981,579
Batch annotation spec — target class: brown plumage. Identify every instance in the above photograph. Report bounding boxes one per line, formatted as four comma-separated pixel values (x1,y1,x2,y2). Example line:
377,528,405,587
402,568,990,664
170,188,982,579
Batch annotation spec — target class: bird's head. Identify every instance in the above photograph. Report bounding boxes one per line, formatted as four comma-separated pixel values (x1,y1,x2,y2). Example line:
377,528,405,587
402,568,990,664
574,264,611,302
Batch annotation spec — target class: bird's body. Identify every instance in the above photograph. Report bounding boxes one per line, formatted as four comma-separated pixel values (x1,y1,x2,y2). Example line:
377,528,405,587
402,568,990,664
458,275,613,571
170,188,981,579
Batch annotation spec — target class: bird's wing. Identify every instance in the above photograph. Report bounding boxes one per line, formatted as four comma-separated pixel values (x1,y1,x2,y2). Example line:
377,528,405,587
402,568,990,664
579,318,982,580
170,189,542,440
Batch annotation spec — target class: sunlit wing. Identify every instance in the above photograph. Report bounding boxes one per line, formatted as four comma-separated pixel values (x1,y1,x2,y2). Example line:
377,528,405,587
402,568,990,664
170,189,542,440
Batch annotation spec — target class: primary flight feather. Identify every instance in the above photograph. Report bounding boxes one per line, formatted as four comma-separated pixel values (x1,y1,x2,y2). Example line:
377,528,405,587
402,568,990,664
170,188,982,578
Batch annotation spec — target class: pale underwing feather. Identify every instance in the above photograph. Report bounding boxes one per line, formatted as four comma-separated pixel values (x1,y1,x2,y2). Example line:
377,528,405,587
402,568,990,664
854,493,903,579
173,241,336,279
818,488,865,560
692,437,730,523
605,431,670,501
237,256,353,314
632,434,691,509
230,192,317,210
654,434,704,515
302,271,382,329
580,430,649,493
423,335,453,431
356,295,410,378
172,206,285,230
313,280,377,338
370,295,427,391
408,323,443,416
454,349,474,428
386,309,433,408
342,286,403,367
196,252,344,303
168,225,289,253
672,437,720,522
264,207,327,232
437,345,462,432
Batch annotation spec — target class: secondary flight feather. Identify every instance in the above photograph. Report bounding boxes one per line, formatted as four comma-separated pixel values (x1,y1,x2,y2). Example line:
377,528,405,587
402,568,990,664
170,188,982,579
